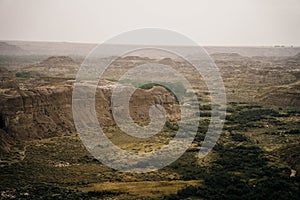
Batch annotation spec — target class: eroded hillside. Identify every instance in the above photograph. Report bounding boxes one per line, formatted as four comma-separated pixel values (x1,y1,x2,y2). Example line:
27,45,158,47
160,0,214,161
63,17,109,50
0,45,299,199
0,73,180,155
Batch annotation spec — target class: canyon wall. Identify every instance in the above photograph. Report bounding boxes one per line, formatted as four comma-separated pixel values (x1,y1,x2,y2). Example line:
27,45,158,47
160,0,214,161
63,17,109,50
0,78,180,154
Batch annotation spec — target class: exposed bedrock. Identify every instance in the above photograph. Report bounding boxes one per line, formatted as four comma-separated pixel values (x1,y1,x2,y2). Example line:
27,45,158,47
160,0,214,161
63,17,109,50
0,80,180,154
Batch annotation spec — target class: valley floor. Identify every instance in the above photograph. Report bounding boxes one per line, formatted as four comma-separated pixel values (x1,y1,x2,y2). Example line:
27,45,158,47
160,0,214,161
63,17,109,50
1,102,299,199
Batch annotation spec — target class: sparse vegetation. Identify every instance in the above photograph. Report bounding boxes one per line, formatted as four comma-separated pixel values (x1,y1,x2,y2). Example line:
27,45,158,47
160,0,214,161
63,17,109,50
1,49,300,199
15,71,33,78
1,102,299,199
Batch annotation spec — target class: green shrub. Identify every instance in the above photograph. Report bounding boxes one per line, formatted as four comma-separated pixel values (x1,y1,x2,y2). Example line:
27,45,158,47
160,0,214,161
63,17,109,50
15,71,33,78
166,121,179,131
284,129,300,134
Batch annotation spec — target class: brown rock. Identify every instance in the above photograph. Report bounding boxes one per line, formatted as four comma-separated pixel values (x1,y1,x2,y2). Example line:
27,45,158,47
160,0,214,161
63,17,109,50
0,79,180,154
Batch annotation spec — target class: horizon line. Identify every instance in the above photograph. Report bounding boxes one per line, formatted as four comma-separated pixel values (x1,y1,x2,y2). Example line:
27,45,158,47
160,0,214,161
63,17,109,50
1,39,299,48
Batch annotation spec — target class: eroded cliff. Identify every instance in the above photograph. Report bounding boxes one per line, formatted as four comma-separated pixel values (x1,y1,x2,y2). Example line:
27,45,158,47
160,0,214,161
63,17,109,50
0,76,180,154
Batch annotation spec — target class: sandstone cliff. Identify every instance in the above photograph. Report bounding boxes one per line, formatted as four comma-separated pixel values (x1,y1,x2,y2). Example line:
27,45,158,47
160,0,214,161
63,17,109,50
0,77,180,154
0,80,74,154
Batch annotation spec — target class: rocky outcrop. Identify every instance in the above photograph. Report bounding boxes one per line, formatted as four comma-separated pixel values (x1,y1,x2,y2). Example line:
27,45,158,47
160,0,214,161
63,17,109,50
94,82,180,126
0,84,74,154
0,79,180,154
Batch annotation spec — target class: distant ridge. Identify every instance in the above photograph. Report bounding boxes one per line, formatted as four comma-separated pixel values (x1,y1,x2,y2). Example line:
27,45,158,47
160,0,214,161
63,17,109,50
0,41,29,55
1,40,300,57
5,40,95,56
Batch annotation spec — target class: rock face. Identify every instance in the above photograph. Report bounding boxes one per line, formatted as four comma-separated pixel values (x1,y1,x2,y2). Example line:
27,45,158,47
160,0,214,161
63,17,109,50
0,79,180,154
0,84,74,154
95,82,180,126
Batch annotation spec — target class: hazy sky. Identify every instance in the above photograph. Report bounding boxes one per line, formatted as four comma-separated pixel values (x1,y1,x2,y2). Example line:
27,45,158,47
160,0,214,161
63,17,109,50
0,0,299,46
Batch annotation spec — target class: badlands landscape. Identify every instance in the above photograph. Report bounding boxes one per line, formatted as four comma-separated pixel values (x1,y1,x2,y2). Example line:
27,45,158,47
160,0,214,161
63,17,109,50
0,41,300,199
